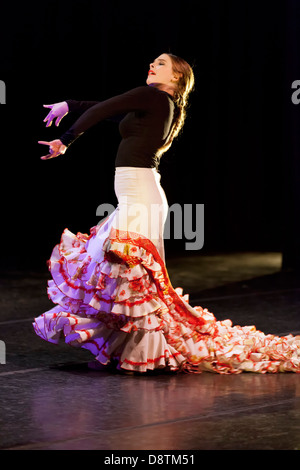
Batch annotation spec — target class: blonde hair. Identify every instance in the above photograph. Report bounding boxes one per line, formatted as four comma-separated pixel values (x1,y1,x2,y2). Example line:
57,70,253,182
157,53,195,158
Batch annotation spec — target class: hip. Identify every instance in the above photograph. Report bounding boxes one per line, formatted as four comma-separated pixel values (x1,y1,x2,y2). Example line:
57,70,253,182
114,166,167,206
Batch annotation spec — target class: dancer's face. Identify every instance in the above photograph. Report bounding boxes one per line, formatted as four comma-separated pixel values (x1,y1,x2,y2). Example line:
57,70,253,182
146,53,179,91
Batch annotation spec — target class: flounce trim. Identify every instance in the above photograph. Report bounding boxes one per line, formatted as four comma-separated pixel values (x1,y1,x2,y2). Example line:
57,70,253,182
47,229,163,317
33,226,300,374
33,226,198,372
33,307,185,372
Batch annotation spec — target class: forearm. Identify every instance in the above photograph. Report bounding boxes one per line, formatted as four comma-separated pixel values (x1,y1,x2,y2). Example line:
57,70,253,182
60,100,105,146
66,99,100,115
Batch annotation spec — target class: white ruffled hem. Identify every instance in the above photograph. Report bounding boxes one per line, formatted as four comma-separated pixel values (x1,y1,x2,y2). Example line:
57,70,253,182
33,225,300,374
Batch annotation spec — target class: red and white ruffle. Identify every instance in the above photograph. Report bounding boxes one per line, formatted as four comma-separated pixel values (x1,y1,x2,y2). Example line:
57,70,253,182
33,223,300,374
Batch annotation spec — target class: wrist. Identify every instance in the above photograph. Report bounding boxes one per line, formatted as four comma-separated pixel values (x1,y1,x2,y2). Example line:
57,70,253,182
61,101,69,113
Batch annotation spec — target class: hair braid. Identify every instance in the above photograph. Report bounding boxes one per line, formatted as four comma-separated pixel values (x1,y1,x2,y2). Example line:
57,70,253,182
156,54,195,159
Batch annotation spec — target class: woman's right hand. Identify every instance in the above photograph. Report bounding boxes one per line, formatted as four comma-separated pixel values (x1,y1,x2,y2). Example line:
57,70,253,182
38,139,67,160
43,101,69,127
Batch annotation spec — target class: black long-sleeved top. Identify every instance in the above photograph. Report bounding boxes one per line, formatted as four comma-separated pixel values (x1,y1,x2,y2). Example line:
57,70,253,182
60,85,175,168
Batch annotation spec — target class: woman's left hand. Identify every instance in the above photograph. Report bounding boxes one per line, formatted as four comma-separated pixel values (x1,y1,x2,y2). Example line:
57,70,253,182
38,139,67,160
43,102,69,127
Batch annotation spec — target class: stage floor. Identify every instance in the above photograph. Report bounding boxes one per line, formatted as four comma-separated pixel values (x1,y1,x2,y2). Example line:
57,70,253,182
1,251,300,451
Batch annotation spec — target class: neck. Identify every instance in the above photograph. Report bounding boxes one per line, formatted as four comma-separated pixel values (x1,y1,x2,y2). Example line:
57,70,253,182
148,83,176,97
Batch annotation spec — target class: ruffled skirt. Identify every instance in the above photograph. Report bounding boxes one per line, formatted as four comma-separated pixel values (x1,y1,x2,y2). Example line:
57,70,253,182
33,167,300,373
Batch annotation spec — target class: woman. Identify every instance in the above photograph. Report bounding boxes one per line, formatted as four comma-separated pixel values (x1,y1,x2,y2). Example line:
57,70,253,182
34,53,300,374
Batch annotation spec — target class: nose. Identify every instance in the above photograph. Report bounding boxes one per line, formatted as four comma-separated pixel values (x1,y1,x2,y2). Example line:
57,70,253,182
149,62,155,70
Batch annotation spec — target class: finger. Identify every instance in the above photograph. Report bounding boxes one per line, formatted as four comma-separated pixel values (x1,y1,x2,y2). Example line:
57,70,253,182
40,150,60,160
55,116,61,126
43,113,53,126
43,104,53,108
38,140,51,146
40,151,57,160
43,114,53,125
43,111,52,121
43,119,53,126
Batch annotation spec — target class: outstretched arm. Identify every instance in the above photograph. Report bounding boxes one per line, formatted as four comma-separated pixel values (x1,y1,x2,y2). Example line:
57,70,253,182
39,87,155,160
59,86,154,147
43,100,100,127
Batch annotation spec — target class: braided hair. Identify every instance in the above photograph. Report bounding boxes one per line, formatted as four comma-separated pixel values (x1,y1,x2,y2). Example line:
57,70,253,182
157,53,195,158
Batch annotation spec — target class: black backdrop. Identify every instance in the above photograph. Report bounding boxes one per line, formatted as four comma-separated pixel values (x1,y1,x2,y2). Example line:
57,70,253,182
0,0,299,270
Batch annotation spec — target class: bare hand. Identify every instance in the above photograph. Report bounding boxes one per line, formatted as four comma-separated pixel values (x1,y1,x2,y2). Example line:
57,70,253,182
43,102,69,127
38,139,67,160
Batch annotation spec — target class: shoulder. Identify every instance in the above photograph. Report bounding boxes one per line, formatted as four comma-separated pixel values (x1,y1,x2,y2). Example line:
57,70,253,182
147,86,175,109
119,86,173,113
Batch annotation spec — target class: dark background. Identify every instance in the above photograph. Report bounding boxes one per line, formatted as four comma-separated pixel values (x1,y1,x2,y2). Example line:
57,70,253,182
0,0,300,270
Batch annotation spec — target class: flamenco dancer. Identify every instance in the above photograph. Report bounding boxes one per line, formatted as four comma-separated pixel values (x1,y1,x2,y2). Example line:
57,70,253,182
34,53,300,374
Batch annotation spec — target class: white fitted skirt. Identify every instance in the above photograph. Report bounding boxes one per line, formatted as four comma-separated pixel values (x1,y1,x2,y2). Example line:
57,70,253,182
114,167,169,261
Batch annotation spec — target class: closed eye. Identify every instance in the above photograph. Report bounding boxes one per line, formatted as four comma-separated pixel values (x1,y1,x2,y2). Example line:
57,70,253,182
153,58,167,66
